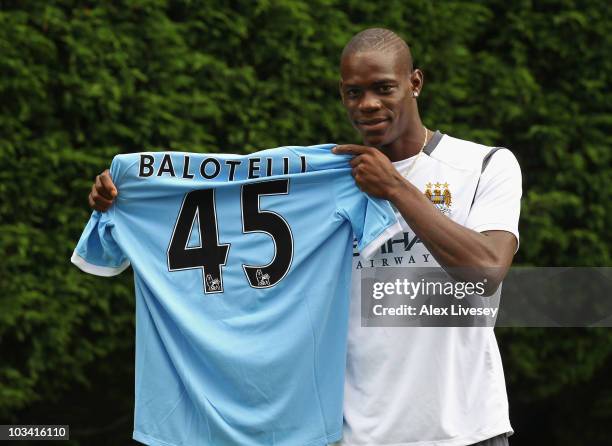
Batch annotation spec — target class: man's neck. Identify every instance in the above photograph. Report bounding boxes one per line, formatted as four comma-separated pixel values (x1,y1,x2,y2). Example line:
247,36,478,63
380,125,429,162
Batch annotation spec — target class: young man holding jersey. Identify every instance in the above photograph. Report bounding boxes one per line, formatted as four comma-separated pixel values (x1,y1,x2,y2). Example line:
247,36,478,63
89,28,521,446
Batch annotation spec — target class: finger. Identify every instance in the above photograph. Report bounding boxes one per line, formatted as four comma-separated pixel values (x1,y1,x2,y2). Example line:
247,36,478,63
349,154,367,168
99,170,117,198
332,145,372,156
95,173,116,200
90,193,112,211
91,183,113,210
88,193,96,209
352,172,364,190
94,197,113,211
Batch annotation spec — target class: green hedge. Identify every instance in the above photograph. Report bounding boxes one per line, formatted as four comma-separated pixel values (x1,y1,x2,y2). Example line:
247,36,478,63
1,1,610,444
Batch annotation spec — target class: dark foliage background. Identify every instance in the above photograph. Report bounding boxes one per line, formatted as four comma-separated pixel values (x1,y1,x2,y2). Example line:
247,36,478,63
1,1,610,444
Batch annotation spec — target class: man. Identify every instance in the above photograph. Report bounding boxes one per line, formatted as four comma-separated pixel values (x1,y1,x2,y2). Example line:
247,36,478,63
89,28,521,446
331,29,520,446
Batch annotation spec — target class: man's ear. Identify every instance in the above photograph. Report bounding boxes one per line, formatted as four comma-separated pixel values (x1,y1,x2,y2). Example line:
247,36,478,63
338,79,345,101
410,69,424,94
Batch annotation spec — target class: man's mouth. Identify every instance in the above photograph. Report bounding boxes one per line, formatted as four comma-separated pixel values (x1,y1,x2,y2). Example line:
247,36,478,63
356,118,389,131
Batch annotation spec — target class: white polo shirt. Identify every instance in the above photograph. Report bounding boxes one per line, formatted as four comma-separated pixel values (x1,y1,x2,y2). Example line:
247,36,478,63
342,131,522,446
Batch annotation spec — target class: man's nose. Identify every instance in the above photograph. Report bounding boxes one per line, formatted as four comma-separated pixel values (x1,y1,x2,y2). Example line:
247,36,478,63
358,91,382,112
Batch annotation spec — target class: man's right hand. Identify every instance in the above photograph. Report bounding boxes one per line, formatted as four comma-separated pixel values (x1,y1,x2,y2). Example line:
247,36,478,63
88,169,117,211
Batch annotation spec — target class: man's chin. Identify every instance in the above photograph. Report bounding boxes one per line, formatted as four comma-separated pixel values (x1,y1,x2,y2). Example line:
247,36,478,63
361,134,387,148
353,123,389,147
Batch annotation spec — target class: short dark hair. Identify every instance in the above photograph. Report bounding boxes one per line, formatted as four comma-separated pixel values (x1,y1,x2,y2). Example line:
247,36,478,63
341,28,413,72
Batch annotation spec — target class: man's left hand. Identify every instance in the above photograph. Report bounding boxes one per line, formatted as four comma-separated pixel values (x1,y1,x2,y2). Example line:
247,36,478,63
333,144,406,199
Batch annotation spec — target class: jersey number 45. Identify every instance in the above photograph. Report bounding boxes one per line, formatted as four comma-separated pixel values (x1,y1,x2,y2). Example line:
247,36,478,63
167,179,293,294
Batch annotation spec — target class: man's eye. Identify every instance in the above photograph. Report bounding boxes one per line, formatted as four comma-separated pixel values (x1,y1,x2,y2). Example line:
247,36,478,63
346,89,360,98
378,85,394,93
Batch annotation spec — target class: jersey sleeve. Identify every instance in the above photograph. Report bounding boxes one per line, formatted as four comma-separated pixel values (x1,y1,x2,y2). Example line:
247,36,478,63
464,148,522,250
71,210,130,276
70,157,131,276
334,174,402,259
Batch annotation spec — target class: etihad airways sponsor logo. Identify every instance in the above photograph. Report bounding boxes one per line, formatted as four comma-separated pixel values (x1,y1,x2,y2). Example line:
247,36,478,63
353,231,432,269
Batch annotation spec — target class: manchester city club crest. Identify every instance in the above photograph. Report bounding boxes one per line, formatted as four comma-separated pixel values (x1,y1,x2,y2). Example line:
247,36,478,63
424,182,452,216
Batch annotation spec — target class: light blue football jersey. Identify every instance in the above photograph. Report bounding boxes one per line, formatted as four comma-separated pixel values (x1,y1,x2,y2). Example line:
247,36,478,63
71,144,400,446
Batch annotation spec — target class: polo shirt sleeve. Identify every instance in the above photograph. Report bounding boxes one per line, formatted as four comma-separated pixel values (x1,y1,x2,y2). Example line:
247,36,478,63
464,148,522,250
